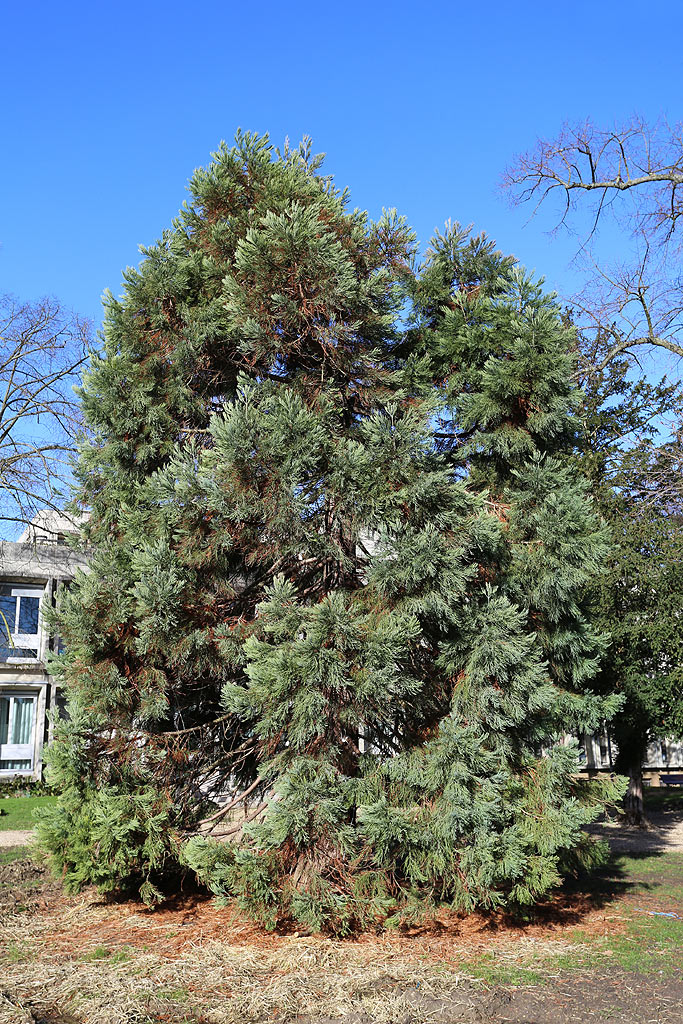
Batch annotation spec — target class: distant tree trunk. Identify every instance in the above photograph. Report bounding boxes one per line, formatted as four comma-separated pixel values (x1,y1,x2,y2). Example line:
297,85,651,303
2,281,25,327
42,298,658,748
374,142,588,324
623,762,645,827
614,730,649,828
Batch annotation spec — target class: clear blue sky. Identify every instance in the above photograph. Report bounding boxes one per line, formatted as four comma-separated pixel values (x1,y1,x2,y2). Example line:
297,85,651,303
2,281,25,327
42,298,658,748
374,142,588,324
2,0,681,329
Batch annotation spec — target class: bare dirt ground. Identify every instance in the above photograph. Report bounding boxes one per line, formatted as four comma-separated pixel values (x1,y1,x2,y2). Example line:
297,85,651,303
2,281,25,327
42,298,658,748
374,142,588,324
0,832,32,850
1,801,682,1024
588,801,683,854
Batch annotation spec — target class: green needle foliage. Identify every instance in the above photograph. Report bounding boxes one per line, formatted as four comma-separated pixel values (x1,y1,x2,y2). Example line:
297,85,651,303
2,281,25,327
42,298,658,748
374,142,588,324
38,134,621,931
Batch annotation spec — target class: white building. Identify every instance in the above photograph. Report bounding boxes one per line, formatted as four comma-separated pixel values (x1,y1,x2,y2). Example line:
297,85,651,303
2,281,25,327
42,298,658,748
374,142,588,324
0,512,87,781
580,729,683,784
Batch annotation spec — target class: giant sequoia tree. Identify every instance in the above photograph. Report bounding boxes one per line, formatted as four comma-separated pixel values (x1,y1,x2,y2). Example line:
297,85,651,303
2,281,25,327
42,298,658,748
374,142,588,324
39,135,620,930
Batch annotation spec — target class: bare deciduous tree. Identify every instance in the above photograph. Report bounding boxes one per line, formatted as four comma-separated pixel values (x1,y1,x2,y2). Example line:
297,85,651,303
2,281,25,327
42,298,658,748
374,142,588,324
627,428,683,511
505,120,683,822
503,116,683,371
0,294,90,535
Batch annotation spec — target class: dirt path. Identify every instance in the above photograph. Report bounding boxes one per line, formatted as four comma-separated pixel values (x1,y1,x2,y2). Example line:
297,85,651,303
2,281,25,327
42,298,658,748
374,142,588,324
589,803,683,853
0,830,32,849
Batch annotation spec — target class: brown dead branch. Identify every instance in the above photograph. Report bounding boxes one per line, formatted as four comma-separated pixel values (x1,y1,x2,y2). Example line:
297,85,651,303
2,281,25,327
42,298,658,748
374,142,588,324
196,776,265,831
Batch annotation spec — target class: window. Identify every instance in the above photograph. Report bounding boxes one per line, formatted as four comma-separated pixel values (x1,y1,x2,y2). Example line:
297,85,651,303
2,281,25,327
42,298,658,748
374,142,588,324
0,692,37,771
0,584,44,662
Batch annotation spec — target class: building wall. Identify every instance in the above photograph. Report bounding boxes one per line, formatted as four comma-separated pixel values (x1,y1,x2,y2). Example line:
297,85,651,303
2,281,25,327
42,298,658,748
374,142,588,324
0,529,87,782
578,729,683,786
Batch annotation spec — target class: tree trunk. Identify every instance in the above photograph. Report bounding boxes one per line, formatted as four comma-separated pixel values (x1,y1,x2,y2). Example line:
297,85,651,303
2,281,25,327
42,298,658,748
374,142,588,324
623,762,646,827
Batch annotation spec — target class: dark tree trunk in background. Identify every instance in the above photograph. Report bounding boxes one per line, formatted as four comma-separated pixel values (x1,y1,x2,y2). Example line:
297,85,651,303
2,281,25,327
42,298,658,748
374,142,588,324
615,731,649,827
623,762,645,827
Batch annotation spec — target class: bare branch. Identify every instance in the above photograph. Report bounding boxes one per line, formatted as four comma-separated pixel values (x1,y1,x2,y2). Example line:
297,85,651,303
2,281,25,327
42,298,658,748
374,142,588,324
504,116,683,245
0,294,91,534
196,776,265,832
503,117,683,372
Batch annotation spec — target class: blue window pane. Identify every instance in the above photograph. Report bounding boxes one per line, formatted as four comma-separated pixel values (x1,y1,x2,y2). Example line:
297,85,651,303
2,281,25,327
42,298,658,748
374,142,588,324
18,597,40,634
0,646,38,660
0,594,16,638
0,759,31,771
0,697,9,744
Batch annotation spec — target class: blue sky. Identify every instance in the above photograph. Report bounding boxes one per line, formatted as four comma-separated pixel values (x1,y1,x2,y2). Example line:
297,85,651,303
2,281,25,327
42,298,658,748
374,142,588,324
2,0,681,330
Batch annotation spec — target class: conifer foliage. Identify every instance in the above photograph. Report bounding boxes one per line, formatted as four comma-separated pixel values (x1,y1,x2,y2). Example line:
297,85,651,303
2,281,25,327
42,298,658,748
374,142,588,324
39,134,620,931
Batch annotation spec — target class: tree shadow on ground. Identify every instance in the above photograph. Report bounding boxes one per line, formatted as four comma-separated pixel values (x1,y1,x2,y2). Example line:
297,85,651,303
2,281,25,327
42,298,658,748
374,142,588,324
395,848,668,942
87,843,676,943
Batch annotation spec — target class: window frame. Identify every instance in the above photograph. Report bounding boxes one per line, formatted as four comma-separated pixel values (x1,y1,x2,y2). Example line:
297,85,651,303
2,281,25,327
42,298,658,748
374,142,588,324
0,583,45,664
0,689,38,773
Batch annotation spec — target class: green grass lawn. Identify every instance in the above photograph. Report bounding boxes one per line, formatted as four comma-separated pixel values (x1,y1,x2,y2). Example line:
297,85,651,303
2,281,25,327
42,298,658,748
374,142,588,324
465,848,683,986
645,785,683,811
568,850,683,974
0,845,31,866
0,795,56,830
